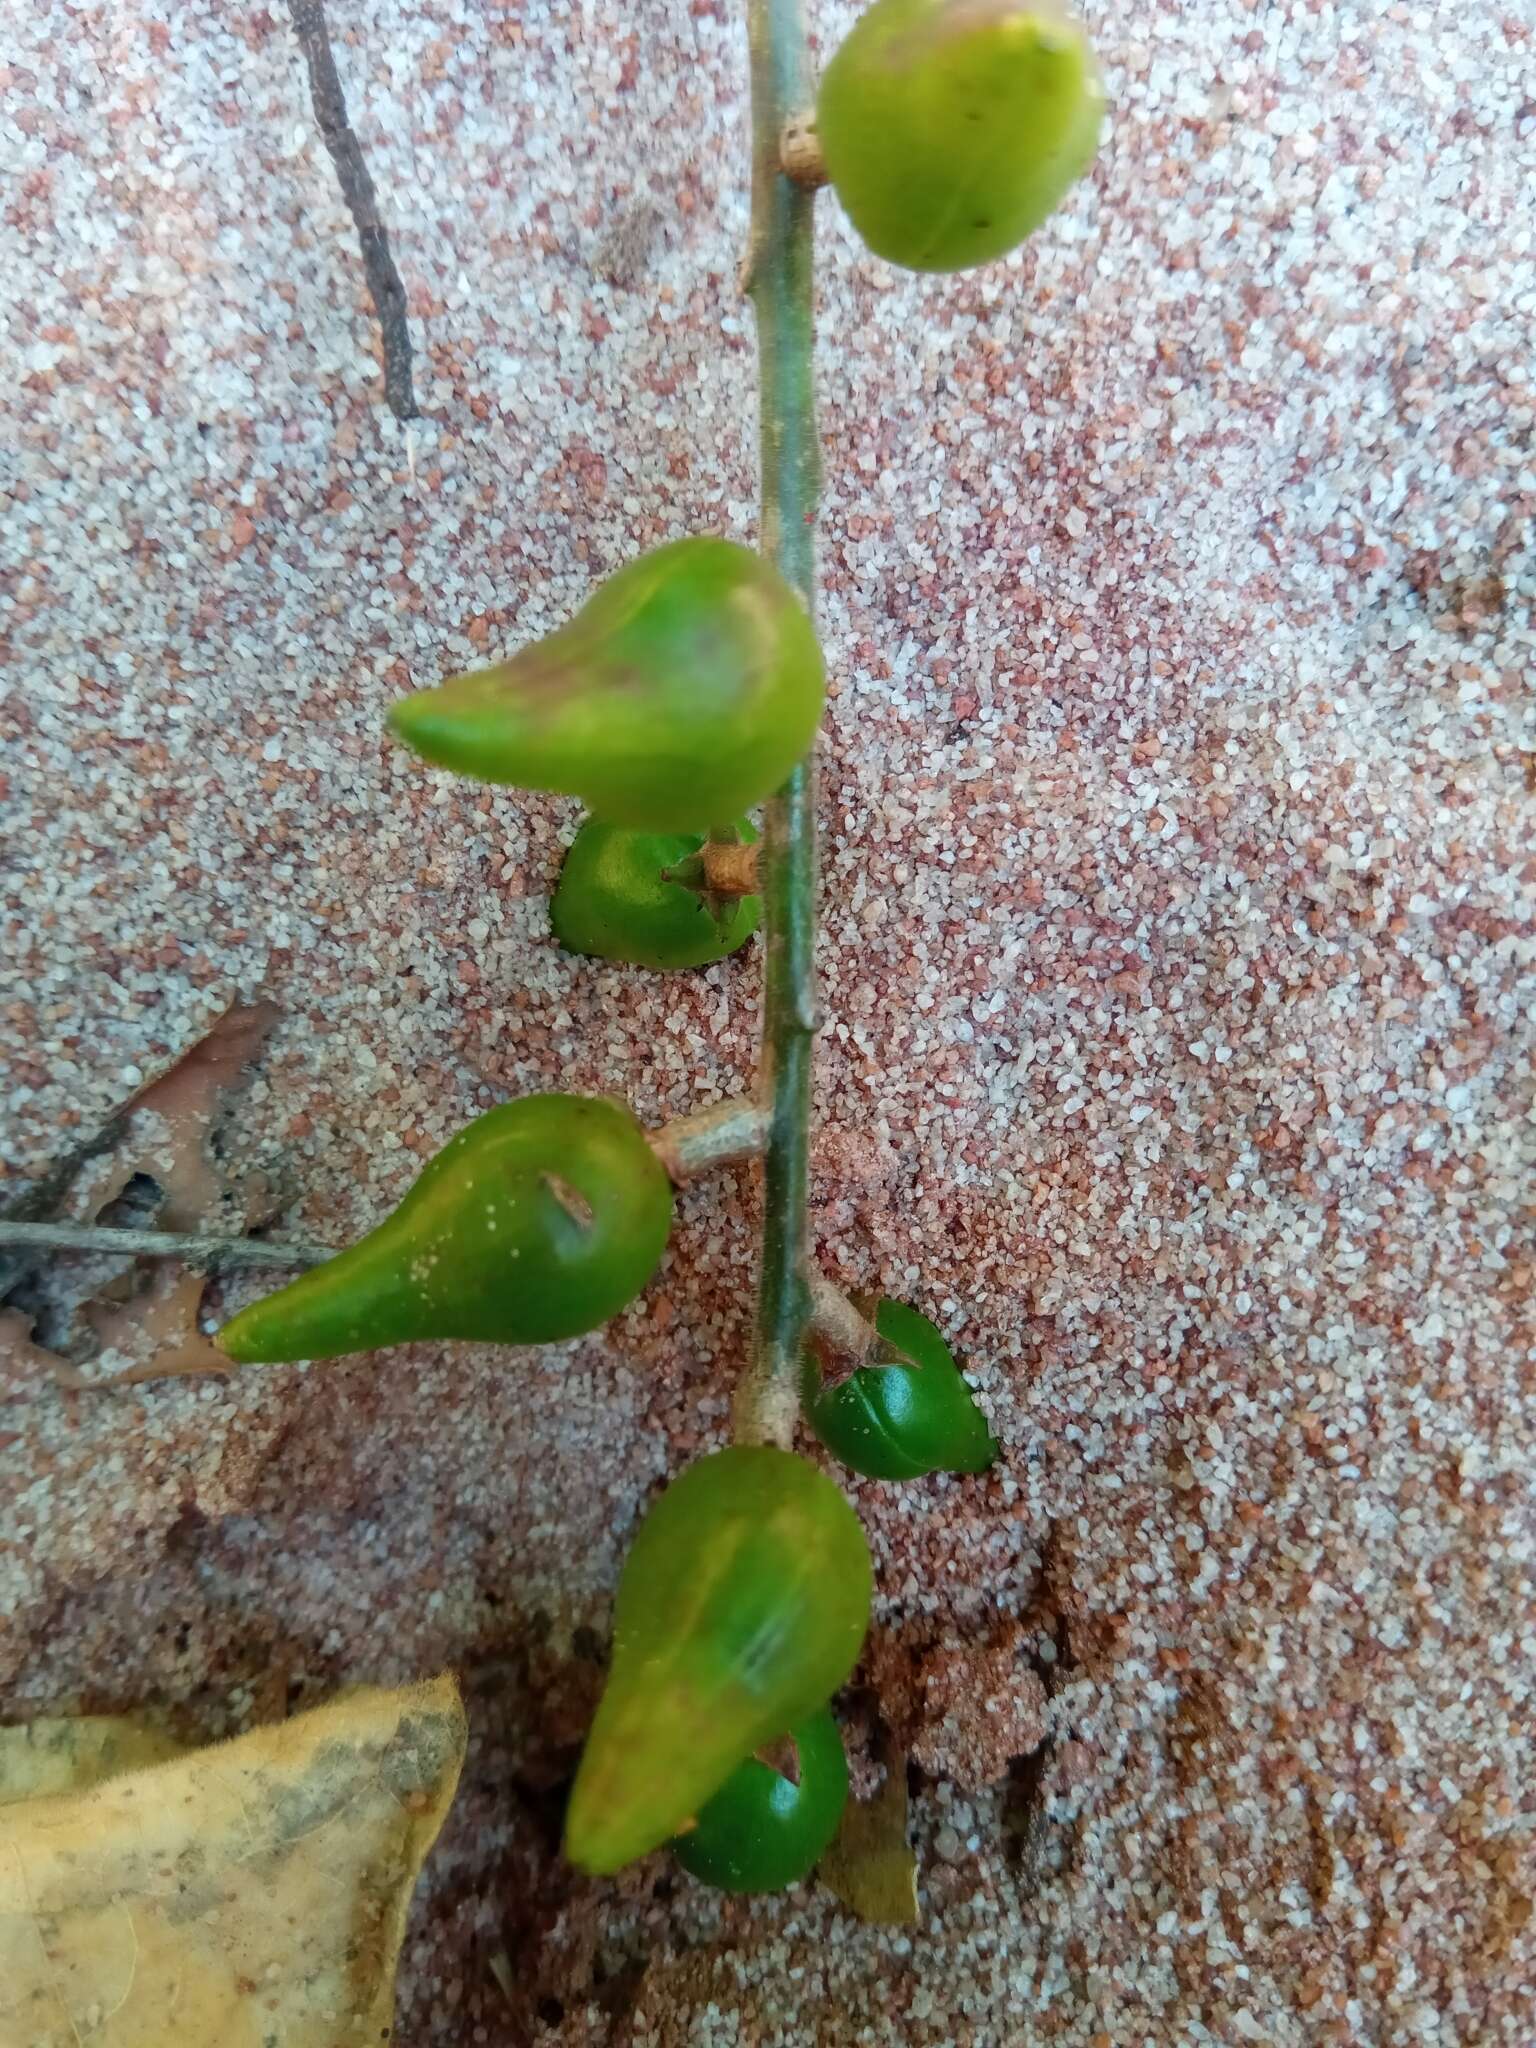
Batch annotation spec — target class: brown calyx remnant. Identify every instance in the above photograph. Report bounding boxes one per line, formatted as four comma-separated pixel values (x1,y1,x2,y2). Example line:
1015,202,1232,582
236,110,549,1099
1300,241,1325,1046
699,838,760,898
661,839,761,908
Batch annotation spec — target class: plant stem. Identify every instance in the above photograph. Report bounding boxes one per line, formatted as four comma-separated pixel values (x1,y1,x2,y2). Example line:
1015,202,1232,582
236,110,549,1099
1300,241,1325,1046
736,0,821,1451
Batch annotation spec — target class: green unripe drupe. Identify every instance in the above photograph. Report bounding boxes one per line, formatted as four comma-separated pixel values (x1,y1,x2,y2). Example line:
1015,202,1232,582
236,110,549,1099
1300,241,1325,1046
817,0,1104,274
808,1299,997,1480
564,1447,872,1876
671,1706,849,1893
551,818,760,970
388,538,825,830
217,1095,672,1363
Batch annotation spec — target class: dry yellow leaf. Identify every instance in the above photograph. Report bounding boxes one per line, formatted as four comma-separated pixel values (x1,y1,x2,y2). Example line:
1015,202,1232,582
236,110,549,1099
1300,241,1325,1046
0,1714,184,1807
820,1757,920,1926
0,1675,465,2048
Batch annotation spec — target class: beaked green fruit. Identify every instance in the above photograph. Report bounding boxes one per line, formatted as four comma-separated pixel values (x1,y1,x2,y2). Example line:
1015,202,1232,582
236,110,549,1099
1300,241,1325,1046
216,1094,672,1364
551,818,760,970
817,0,1104,274
563,1447,872,1877
387,538,825,831
808,1299,998,1480
671,1706,849,1894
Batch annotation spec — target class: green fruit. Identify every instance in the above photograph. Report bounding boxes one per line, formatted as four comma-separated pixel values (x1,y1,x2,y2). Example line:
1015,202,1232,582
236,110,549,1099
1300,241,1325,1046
671,1706,849,1893
817,0,1105,274
808,1299,997,1480
564,1447,872,1876
387,538,825,830
216,1095,672,1364
551,818,760,970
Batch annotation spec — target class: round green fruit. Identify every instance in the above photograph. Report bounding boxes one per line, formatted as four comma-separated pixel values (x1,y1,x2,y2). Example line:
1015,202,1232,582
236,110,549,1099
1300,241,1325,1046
808,1298,998,1480
671,1706,849,1893
551,818,760,970
817,0,1104,274
216,1094,672,1363
388,538,825,830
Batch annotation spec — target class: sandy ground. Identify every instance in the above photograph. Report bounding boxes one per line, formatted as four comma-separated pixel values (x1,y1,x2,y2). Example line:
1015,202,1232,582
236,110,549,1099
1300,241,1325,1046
3,2,1535,2042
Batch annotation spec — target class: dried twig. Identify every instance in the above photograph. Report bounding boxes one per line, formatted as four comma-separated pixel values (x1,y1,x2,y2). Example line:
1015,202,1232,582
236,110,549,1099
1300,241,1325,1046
0,1116,127,1295
286,0,419,420
0,1221,328,1275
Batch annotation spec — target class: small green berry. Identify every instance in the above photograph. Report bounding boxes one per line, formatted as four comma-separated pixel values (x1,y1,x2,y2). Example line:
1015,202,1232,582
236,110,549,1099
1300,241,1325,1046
817,0,1104,274
807,1299,998,1480
551,818,760,970
671,1706,849,1893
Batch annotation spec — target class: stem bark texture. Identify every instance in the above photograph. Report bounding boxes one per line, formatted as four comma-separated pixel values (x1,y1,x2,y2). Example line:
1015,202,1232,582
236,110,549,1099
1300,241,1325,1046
736,0,821,1450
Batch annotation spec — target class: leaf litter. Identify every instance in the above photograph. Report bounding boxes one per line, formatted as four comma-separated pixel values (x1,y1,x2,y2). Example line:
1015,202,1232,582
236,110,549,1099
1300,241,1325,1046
0,998,280,1397
0,1676,466,2048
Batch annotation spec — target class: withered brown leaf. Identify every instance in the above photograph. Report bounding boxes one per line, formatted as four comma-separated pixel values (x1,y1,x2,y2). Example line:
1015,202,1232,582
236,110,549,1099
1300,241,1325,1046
1,998,279,1393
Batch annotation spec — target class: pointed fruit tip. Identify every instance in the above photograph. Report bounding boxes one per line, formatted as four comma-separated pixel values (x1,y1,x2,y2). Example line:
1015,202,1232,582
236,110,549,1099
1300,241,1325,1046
212,1308,262,1365
386,682,503,781
385,692,430,746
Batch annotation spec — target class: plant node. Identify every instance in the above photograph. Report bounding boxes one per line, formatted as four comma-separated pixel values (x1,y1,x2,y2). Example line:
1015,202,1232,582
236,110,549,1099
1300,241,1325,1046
780,113,827,188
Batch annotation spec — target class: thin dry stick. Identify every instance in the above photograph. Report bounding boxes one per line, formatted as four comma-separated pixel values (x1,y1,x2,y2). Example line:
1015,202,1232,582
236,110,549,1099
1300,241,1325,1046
0,1221,329,1275
286,0,418,420
734,0,821,1451
0,1115,127,1295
